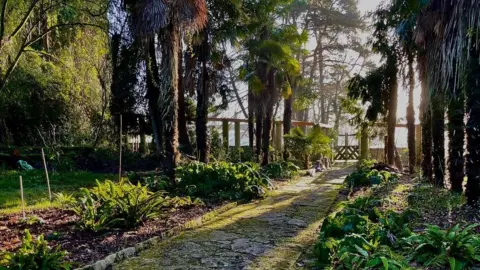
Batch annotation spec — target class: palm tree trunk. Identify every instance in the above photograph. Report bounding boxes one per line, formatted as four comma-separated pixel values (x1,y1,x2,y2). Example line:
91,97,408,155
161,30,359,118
255,105,264,162
262,69,276,166
178,49,193,155
448,79,465,193
407,51,416,173
248,90,255,151
162,23,180,180
139,115,147,154
432,91,445,187
360,123,369,160
283,94,292,161
146,38,163,155
196,29,210,163
387,64,398,166
419,55,433,182
466,46,480,205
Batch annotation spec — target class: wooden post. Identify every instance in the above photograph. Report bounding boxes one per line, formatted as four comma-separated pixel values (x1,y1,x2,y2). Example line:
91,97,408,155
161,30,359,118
222,120,229,150
19,176,25,219
41,148,52,201
119,115,123,182
345,132,349,147
234,121,241,149
274,122,282,151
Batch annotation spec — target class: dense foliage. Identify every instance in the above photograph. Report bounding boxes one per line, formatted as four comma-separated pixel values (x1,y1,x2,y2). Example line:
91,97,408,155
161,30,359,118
177,162,271,201
73,180,168,231
345,161,398,188
315,166,480,270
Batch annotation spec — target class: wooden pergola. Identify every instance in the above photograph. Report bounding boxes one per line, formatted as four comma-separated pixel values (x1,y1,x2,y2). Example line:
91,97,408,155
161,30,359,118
208,117,332,150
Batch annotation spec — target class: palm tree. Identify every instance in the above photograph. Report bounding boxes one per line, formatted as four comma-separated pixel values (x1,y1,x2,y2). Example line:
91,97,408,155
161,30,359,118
406,49,416,174
465,46,480,204
418,54,433,183
447,77,465,193
124,0,208,179
431,90,445,187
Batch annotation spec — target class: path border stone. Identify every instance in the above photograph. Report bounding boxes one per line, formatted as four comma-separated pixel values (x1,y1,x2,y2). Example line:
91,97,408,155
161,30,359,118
75,202,239,270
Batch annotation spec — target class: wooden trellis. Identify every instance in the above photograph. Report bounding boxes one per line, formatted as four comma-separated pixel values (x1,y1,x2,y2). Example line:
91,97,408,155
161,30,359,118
335,146,360,160
335,133,360,161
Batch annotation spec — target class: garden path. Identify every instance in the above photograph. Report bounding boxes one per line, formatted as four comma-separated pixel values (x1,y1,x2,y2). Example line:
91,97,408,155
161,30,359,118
114,167,353,270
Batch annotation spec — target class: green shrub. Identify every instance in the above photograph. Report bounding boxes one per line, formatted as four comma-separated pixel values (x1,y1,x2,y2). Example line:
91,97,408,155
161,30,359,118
73,180,168,231
404,224,480,269
0,230,72,269
284,126,332,169
177,162,271,201
72,189,111,232
345,167,398,187
262,161,299,179
54,192,76,209
315,196,415,268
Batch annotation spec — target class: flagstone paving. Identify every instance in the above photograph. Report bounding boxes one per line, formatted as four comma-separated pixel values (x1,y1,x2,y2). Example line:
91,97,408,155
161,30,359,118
114,167,353,270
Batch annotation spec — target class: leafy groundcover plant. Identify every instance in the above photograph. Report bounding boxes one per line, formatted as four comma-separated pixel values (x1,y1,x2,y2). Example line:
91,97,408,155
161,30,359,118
176,162,272,201
73,180,169,231
314,166,480,270
0,230,72,270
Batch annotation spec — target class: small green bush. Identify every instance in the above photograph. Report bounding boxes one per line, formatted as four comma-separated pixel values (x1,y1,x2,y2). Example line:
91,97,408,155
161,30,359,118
73,180,168,231
54,192,76,209
330,235,409,270
314,195,415,268
0,230,72,269
345,167,398,187
262,161,299,179
177,162,271,200
404,224,480,269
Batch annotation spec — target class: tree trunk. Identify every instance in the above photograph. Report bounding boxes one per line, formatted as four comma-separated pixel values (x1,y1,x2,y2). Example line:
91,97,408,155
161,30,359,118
139,115,147,154
407,52,416,174
262,69,276,166
178,49,193,155
448,78,465,193
255,105,264,162
387,64,398,166
466,46,480,205
248,90,255,151
419,55,433,182
432,91,445,187
283,95,292,161
146,38,163,155
162,23,180,180
196,29,210,164
360,123,369,161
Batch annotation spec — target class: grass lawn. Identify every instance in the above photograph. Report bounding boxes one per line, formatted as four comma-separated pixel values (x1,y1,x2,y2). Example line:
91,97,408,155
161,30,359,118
0,170,113,214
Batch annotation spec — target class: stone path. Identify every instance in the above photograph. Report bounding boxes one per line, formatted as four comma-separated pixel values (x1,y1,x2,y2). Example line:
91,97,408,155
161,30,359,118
114,167,353,270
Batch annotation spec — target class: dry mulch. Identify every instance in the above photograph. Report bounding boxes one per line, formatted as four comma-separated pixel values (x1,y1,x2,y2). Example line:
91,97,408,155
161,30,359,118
0,204,220,267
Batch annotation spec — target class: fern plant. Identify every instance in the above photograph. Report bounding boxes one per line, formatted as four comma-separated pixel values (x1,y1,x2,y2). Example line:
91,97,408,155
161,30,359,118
73,180,168,231
404,224,480,269
0,230,72,269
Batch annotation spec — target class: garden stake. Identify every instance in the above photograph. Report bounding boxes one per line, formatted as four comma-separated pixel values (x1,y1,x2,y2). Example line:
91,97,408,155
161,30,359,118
20,176,25,219
119,114,122,182
41,148,52,201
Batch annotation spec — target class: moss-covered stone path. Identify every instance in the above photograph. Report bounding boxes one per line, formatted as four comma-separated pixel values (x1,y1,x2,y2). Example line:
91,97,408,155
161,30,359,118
114,167,353,270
